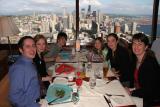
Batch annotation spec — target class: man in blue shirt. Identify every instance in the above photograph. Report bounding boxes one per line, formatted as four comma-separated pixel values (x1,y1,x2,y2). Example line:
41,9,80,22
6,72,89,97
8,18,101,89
9,36,40,107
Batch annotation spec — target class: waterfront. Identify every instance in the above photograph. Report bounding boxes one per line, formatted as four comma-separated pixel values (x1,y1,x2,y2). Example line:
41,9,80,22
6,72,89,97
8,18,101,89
138,24,160,37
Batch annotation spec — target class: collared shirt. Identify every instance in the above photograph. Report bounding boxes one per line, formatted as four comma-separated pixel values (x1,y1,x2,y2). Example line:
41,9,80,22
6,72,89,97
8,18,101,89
9,56,40,107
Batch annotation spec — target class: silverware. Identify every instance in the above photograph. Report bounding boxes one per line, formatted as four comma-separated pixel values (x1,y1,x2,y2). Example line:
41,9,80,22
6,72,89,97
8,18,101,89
106,93,125,97
48,100,73,105
48,97,60,105
105,80,112,84
103,95,113,107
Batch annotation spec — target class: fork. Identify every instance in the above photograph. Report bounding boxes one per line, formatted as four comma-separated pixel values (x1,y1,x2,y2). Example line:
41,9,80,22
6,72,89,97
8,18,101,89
48,97,61,105
105,93,125,97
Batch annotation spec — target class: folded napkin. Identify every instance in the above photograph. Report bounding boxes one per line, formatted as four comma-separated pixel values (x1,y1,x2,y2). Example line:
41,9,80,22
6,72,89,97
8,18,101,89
55,64,75,74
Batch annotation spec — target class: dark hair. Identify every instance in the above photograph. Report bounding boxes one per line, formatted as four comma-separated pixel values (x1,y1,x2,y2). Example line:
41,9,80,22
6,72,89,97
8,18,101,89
18,36,34,49
93,37,104,54
34,34,47,45
132,33,149,46
107,33,118,41
57,32,67,42
94,37,104,49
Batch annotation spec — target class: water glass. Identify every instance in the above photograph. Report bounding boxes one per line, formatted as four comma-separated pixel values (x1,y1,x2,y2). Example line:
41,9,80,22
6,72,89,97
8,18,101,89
72,88,79,104
89,77,96,89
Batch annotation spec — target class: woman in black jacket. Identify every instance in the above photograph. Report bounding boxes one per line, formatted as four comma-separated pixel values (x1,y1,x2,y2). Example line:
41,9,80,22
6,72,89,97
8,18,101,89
33,34,52,98
131,33,160,107
106,33,132,85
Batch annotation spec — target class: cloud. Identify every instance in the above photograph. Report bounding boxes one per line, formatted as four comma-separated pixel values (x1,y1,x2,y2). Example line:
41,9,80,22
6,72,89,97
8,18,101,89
0,0,75,15
0,0,157,15
80,0,102,6
98,0,153,15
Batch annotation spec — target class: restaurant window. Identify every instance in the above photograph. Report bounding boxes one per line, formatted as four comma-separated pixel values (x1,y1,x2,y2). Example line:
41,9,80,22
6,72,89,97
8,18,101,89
0,0,157,44
158,2,160,38
79,0,154,43
0,0,76,44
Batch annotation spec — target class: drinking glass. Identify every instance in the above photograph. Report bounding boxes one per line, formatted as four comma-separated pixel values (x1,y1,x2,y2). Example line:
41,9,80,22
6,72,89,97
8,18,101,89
103,63,109,79
89,77,96,89
76,78,82,88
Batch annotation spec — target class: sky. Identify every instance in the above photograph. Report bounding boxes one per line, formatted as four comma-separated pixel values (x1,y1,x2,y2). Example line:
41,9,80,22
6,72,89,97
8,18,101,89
0,0,159,15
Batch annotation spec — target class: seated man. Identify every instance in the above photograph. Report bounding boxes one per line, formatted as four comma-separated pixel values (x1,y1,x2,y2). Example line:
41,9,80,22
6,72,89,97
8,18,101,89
8,36,40,107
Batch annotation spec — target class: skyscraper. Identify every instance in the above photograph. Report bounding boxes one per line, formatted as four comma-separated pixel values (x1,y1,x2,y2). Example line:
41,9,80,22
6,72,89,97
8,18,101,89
114,22,121,33
131,22,137,35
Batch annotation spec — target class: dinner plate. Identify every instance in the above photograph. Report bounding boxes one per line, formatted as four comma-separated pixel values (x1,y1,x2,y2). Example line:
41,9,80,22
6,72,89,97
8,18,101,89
59,52,71,60
46,84,72,104
53,77,68,85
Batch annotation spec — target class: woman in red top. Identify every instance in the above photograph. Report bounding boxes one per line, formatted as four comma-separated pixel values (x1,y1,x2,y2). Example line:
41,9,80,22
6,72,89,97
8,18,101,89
131,33,160,107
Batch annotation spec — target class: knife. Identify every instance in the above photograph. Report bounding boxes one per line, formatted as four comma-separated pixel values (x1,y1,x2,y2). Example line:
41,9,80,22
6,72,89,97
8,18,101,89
48,100,73,105
104,95,113,107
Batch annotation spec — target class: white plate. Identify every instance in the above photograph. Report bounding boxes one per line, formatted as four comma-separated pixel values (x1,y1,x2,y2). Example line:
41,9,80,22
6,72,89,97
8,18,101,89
53,77,68,85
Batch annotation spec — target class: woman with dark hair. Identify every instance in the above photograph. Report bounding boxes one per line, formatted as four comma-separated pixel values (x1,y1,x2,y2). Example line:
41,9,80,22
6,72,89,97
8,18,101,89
87,37,104,62
106,33,131,85
130,33,160,106
33,34,52,98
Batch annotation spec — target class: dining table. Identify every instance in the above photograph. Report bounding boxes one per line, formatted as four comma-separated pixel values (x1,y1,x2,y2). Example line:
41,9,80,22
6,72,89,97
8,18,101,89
40,51,143,107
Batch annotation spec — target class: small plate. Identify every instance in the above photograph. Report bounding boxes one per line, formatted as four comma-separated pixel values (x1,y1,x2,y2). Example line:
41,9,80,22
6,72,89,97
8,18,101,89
46,84,72,104
53,77,68,85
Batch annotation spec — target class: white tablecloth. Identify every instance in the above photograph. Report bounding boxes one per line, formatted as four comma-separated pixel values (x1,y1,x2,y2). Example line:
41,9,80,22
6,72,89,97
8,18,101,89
46,62,143,107
40,79,143,107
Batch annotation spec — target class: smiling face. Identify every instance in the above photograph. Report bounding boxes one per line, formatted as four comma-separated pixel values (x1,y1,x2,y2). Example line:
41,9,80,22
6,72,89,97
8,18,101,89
94,39,102,50
36,38,46,53
107,36,118,51
19,38,36,59
132,39,148,57
57,37,66,47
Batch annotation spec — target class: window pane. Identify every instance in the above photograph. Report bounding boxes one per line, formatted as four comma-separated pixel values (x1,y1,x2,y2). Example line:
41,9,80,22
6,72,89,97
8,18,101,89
0,0,76,44
79,0,153,42
158,2,160,37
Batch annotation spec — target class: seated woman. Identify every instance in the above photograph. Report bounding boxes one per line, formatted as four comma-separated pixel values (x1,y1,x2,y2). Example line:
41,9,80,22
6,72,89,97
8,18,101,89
87,37,104,62
106,33,132,85
130,33,160,106
33,34,52,98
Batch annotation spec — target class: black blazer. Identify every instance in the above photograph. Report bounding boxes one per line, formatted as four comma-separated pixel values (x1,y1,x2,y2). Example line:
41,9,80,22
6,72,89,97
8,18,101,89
131,51,160,106
107,45,132,82
33,53,47,77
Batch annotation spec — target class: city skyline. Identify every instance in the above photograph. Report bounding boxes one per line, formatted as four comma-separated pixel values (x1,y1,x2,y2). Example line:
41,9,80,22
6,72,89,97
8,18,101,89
0,0,159,15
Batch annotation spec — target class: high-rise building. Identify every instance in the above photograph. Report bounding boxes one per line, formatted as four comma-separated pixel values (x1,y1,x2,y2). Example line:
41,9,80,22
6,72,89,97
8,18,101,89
68,14,73,29
114,22,121,33
87,5,91,18
63,16,69,31
124,24,129,33
81,8,85,19
131,22,137,35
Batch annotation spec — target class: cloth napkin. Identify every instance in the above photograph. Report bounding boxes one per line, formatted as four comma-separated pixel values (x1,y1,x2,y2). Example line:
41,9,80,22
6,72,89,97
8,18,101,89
55,64,75,74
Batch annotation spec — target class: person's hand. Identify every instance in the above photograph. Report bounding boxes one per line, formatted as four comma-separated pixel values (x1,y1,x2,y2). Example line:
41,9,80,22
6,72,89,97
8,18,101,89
124,87,135,95
42,76,52,82
111,68,120,79
124,87,131,95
